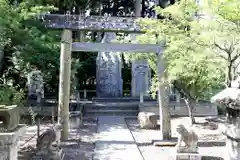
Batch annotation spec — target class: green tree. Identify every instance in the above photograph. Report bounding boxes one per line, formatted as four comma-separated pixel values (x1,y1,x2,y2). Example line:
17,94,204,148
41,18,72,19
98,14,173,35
135,0,224,124
202,0,240,87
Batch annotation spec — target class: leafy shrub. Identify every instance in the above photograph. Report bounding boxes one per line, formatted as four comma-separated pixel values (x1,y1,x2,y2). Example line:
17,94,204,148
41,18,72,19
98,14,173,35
0,84,25,105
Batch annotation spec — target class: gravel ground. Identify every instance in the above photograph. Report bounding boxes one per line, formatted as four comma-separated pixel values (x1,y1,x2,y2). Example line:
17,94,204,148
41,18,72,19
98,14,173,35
126,116,226,160
18,117,97,160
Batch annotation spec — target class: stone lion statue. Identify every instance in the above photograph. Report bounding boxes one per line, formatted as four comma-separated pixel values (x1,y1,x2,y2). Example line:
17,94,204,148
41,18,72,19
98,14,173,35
34,125,63,160
36,124,62,150
175,124,198,153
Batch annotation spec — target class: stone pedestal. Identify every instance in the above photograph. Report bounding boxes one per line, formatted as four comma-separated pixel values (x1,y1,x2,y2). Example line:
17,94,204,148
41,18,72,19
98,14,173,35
70,111,83,129
0,125,26,160
173,153,201,160
224,125,240,160
0,105,20,131
32,146,64,160
171,147,201,160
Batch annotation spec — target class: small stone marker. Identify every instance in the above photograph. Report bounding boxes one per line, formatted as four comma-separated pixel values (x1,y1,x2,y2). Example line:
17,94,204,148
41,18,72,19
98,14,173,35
83,89,87,99
140,92,144,103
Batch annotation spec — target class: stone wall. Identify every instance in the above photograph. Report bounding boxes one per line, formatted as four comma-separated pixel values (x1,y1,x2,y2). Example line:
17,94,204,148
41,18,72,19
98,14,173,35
139,102,218,116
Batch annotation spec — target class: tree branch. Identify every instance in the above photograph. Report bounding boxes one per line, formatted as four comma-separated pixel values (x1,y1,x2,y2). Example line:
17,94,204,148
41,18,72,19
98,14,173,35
214,42,229,53
231,49,240,63
173,80,194,101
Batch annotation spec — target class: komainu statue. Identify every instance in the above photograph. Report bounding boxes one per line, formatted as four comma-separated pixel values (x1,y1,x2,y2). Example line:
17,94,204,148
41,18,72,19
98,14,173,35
36,128,57,150
175,124,198,153
34,124,64,160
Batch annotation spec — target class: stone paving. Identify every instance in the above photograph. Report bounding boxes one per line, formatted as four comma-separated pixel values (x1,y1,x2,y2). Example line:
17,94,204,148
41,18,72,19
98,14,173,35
18,116,227,160
94,116,144,160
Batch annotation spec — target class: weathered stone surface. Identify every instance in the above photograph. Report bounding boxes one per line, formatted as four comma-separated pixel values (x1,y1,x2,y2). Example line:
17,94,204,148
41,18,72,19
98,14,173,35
138,112,158,129
70,111,83,128
40,14,145,33
72,42,161,53
96,32,123,97
175,124,198,153
32,146,64,160
224,125,240,160
173,152,201,160
131,60,151,97
0,125,26,160
27,70,44,103
0,105,20,131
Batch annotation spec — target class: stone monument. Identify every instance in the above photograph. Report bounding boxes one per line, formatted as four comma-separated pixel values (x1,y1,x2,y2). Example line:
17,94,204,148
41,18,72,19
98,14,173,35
211,77,240,160
0,105,26,160
131,60,151,97
96,32,123,97
173,124,200,160
27,69,44,103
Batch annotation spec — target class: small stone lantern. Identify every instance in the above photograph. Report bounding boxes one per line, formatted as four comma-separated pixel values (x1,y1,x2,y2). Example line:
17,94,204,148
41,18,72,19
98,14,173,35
211,79,240,160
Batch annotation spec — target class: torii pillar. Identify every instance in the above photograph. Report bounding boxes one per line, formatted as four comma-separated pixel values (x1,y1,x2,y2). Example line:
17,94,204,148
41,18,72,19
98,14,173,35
58,29,72,140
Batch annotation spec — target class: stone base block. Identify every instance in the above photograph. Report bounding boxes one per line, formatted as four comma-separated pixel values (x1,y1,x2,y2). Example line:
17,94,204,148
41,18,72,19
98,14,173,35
138,112,158,129
152,137,178,146
0,125,26,160
173,153,201,160
32,147,64,160
70,111,83,129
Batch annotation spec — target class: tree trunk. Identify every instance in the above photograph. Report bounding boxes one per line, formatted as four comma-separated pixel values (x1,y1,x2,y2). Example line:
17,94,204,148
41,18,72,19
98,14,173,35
227,62,233,87
183,98,196,125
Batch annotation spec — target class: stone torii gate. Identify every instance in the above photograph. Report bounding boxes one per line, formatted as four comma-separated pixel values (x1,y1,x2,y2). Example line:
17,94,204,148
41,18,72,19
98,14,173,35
40,13,169,140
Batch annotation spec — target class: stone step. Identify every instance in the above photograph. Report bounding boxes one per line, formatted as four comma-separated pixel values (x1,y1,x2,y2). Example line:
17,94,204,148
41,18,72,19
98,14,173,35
92,97,155,102
83,103,139,110
84,115,137,119
86,109,137,113
84,110,138,117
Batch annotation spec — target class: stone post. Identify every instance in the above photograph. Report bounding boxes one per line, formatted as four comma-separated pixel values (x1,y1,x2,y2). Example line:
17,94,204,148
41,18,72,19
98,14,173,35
135,0,142,17
176,92,181,103
140,92,144,104
58,28,72,140
77,91,80,108
157,51,171,140
84,89,87,99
